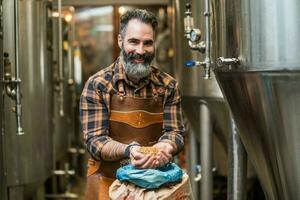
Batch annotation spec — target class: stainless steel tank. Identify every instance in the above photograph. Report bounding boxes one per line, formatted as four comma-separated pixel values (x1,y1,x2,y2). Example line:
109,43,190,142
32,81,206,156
2,0,53,197
171,0,235,199
52,15,75,162
172,0,232,174
0,1,5,198
173,0,223,99
212,0,300,199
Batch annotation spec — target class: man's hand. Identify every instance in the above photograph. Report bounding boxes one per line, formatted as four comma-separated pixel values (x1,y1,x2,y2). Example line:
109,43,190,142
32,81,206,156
129,146,157,169
153,142,174,167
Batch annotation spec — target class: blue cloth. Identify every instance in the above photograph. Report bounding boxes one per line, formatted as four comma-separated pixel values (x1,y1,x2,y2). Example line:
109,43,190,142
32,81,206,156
116,163,183,189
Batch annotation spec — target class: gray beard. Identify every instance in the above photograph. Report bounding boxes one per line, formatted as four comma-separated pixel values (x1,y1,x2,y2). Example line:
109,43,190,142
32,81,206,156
121,49,152,80
124,61,151,80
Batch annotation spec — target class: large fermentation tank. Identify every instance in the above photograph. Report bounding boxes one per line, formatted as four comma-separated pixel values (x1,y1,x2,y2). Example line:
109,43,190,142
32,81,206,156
171,0,235,198
1,0,53,198
212,0,300,199
172,0,231,175
52,11,75,163
0,0,4,198
172,0,223,99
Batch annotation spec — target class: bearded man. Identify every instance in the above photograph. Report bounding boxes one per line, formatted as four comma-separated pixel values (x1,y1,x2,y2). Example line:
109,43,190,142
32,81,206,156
80,9,185,200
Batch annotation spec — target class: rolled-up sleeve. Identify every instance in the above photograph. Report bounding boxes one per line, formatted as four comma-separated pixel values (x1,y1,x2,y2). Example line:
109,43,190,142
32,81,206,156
79,78,112,160
159,82,185,152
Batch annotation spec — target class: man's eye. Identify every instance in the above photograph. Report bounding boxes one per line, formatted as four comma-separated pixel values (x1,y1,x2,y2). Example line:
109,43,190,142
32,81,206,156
144,41,153,46
129,40,139,45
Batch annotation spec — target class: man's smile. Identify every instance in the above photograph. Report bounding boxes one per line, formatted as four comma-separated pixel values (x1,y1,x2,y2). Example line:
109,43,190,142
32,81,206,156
133,58,145,63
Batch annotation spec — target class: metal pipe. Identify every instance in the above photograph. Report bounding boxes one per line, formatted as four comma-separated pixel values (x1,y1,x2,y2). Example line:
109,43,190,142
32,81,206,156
58,0,64,116
188,128,199,198
199,100,212,200
44,193,78,199
172,0,184,80
228,117,247,200
0,1,4,196
67,46,74,85
14,0,24,135
188,40,206,53
66,8,74,87
204,0,211,79
3,53,16,98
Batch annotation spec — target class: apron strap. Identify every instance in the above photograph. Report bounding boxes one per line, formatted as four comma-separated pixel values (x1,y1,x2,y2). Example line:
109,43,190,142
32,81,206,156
151,82,158,100
117,81,125,100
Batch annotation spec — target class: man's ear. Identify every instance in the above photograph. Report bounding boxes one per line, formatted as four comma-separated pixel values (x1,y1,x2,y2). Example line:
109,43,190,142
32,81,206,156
117,34,123,49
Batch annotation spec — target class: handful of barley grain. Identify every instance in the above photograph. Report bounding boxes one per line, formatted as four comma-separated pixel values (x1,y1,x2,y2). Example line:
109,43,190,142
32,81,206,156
139,146,158,155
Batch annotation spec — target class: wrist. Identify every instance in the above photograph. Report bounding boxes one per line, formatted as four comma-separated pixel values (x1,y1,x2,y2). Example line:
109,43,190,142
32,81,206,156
158,140,177,154
124,142,140,158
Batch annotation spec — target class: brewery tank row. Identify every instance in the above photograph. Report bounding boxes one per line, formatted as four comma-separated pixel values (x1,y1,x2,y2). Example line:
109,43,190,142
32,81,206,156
1,0,84,199
1,0,300,199
175,0,300,199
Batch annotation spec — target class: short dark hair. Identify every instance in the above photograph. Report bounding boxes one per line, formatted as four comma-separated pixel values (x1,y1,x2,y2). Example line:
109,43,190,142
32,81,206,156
119,9,158,38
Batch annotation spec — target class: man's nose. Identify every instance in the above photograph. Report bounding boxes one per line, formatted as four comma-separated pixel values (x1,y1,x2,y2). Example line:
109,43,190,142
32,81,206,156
135,44,145,54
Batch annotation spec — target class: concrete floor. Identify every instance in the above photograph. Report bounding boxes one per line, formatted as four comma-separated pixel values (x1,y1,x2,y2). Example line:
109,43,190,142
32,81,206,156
70,176,87,200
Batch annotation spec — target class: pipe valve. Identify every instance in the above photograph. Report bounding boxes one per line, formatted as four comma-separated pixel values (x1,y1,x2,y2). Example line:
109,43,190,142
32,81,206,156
217,57,240,66
185,60,205,68
184,2,211,79
184,3,203,51
184,3,193,37
3,53,16,99
4,52,12,81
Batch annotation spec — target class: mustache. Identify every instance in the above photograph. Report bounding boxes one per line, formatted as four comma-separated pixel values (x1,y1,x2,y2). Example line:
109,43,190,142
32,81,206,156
126,52,154,64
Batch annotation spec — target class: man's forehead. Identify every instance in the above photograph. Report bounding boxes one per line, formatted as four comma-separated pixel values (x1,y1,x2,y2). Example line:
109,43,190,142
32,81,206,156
124,19,154,39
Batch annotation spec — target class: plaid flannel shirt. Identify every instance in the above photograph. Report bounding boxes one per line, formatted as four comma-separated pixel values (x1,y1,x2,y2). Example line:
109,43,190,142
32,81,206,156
80,58,185,160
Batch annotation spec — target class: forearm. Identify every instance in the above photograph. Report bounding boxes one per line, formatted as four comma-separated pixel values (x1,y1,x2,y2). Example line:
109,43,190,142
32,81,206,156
85,134,111,160
100,140,127,161
162,83,185,154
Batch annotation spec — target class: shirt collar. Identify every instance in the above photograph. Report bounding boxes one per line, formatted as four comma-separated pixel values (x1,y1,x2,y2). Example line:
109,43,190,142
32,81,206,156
149,66,163,86
112,57,126,87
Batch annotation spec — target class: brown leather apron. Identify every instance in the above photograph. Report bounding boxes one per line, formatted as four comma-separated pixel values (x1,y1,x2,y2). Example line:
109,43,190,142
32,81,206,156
85,81,164,200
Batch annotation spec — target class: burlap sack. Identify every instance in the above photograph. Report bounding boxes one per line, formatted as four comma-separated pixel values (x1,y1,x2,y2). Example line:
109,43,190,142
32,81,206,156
109,173,194,200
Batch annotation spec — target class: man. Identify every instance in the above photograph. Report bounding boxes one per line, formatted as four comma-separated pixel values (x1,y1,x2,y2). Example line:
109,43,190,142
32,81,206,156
80,9,185,200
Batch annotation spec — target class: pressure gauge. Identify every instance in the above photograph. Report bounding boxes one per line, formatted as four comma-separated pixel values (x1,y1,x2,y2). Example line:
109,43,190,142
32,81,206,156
190,28,201,42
